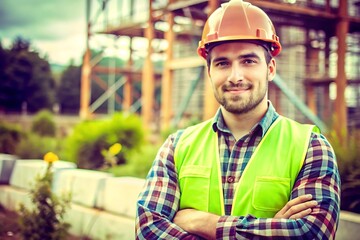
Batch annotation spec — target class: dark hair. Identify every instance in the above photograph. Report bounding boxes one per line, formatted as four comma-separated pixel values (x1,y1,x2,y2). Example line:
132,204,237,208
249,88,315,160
205,40,273,67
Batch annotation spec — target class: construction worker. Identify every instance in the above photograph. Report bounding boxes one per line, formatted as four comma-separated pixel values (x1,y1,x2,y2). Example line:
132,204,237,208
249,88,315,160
135,0,340,239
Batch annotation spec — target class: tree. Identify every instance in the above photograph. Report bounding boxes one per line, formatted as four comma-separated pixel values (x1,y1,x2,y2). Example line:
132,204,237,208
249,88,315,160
0,41,11,112
0,37,55,113
56,64,81,114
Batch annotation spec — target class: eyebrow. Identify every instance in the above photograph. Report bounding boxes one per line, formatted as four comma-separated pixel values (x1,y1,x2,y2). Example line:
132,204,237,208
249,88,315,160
211,52,261,64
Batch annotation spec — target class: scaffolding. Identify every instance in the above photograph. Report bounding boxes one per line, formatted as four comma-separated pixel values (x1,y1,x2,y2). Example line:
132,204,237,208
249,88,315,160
80,0,360,138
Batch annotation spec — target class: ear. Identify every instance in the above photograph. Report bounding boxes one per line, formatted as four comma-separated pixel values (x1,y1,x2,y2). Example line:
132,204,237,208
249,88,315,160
267,58,276,81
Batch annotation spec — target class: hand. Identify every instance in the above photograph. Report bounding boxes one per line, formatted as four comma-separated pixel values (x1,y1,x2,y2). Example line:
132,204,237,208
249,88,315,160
274,194,318,219
173,209,219,240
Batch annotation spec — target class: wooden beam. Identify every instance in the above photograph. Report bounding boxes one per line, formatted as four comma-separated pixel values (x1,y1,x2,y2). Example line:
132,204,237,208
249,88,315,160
335,0,349,141
323,85,331,120
304,78,360,86
306,84,317,116
247,0,336,19
141,0,155,128
80,48,91,119
123,38,134,111
93,66,137,74
92,66,162,79
161,6,175,131
80,1,92,119
203,0,220,120
168,56,205,69
167,0,208,12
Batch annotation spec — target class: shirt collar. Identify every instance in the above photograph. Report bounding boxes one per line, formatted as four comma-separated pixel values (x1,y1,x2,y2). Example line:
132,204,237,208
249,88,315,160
212,101,279,137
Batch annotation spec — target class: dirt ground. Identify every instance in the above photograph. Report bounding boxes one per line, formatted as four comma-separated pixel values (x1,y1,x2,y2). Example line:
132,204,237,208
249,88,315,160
0,205,90,240
0,205,21,239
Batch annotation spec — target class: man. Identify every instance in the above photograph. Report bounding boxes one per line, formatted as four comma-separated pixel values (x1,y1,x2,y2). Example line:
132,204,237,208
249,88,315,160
136,0,340,239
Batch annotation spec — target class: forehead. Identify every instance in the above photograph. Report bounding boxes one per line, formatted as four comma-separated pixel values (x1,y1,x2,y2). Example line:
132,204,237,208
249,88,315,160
210,41,265,59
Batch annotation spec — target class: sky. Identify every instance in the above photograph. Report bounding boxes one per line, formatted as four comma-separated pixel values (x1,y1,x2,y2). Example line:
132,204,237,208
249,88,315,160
0,0,87,65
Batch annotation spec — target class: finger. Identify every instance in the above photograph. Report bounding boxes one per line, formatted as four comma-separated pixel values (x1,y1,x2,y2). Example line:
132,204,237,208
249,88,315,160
276,194,313,216
284,200,318,218
282,194,313,212
287,194,313,207
289,208,312,219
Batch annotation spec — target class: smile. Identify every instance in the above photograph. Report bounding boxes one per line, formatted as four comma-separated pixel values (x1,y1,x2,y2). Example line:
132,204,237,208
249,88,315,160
224,86,251,93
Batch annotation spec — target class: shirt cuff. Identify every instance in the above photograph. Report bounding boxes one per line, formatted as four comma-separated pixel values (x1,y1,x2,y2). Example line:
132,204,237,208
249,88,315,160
216,215,238,239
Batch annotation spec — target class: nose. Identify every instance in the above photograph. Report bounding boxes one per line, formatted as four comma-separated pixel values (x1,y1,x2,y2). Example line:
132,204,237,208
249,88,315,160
227,63,244,83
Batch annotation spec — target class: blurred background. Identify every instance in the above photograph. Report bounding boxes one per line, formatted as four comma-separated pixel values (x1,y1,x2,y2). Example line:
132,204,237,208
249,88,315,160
0,0,359,131
0,0,359,238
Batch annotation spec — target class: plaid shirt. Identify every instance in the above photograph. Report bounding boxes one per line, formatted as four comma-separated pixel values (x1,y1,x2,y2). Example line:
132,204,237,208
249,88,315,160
136,102,341,239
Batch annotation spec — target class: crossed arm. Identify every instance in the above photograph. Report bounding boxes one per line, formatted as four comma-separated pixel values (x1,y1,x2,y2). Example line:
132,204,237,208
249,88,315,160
135,134,340,239
173,194,318,239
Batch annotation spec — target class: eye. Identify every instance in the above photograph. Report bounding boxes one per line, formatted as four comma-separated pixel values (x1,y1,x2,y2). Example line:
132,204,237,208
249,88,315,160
242,59,257,64
214,61,230,68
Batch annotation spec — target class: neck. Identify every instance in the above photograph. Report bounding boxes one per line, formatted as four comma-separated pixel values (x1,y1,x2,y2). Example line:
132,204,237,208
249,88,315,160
221,101,268,140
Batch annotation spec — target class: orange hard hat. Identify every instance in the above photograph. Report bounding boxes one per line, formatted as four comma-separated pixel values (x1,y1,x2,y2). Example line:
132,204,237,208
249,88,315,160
197,0,282,59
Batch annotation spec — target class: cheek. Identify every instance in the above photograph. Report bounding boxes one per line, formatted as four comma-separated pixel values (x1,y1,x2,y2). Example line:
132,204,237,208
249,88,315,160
210,67,229,80
213,78,225,90
209,71,223,87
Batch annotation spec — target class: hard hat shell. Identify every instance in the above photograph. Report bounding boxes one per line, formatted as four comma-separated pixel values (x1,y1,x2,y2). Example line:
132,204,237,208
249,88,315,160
197,0,282,59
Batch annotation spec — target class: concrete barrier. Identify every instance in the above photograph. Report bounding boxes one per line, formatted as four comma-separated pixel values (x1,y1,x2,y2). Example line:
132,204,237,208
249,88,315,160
0,154,18,184
1,155,359,239
100,176,146,217
0,185,32,211
9,159,76,190
54,168,112,208
89,211,135,240
0,156,143,239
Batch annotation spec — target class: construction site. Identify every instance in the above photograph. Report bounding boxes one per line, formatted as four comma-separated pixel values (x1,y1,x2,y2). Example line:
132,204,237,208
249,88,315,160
80,0,360,138
1,1,360,238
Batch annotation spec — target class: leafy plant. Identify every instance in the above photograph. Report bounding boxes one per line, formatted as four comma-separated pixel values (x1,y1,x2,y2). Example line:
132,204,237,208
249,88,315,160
101,143,122,168
108,143,159,178
0,121,25,154
31,109,56,137
18,152,71,240
64,112,145,169
15,133,61,159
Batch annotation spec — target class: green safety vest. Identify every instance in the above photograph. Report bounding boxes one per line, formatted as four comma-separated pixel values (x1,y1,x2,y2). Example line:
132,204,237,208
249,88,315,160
174,116,319,217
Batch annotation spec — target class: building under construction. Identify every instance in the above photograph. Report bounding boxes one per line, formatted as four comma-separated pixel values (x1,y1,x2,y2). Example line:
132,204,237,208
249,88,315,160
80,0,360,138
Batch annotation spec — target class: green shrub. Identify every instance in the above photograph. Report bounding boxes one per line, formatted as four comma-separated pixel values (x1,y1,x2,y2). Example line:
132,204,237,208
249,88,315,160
64,112,145,169
18,153,70,240
31,110,56,137
327,129,360,213
108,143,159,178
15,133,61,159
0,121,25,154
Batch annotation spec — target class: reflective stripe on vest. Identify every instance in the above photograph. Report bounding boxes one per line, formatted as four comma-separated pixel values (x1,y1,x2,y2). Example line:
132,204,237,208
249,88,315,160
174,116,319,217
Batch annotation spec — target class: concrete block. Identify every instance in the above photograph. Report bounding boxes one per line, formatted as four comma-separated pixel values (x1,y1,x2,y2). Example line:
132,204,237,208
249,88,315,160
0,154,18,184
64,203,101,237
88,210,135,240
100,177,145,218
0,185,32,211
9,160,76,191
55,169,112,208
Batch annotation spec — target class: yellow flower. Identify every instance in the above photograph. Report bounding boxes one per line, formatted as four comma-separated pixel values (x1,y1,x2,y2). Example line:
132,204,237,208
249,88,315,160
43,152,59,163
109,143,122,156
